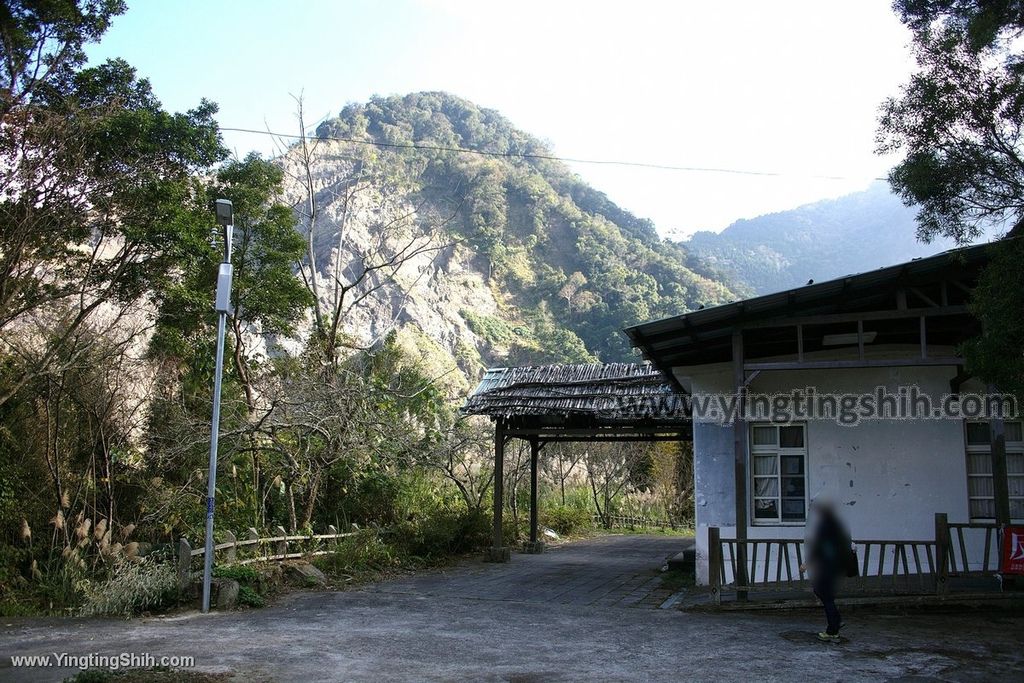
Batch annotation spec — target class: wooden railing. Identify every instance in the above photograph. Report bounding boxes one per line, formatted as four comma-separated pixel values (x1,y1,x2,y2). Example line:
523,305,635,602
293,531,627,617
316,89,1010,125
708,513,1003,604
176,525,360,589
708,529,936,603
946,521,1002,578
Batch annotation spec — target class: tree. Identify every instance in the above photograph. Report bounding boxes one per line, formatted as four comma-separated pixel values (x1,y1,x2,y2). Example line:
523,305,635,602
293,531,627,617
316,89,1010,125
0,0,125,114
148,154,314,530
542,442,585,506
0,52,225,407
279,96,454,371
584,442,652,527
877,12,1024,242
962,236,1024,399
878,0,1024,398
219,156,313,400
418,415,494,514
558,271,588,312
0,316,151,554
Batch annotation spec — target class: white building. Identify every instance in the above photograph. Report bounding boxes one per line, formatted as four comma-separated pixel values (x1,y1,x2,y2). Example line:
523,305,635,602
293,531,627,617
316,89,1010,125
625,242,1021,586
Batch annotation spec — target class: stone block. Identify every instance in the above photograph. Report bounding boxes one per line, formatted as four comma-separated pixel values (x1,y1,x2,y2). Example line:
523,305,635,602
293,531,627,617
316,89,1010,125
484,546,511,562
523,541,546,554
283,560,327,586
215,578,239,610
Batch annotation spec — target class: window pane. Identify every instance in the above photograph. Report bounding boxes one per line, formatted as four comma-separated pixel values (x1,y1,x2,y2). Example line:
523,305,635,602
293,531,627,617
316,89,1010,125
967,453,992,475
1011,499,1024,520
782,498,805,521
1008,453,1024,475
966,422,991,445
780,455,804,475
1008,476,1024,497
752,426,776,446
971,498,995,518
754,455,777,476
1005,421,1022,443
779,426,804,448
968,476,994,497
782,476,805,497
755,477,778,497
754,499,778,519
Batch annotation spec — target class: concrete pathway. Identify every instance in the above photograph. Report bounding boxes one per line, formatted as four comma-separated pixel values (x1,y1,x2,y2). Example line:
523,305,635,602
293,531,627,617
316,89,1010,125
373,533,688,609
1,534,1022,682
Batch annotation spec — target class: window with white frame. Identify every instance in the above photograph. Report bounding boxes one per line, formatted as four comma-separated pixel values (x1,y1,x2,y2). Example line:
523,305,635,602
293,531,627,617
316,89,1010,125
965,420,1023,521
750,424,807,524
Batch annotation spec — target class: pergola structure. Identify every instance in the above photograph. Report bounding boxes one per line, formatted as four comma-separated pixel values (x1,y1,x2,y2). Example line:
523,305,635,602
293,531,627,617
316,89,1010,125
460,362,691,561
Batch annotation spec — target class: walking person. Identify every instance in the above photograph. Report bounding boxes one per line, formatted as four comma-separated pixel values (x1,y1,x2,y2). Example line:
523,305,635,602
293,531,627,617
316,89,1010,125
800,499,853,643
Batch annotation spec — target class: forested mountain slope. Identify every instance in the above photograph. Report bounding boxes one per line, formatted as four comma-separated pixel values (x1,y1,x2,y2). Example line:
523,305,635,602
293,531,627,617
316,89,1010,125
277,92,734,383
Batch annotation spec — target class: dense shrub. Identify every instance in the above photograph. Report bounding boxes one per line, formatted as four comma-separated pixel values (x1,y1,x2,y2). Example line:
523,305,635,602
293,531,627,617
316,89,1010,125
541,505,593,536
314,532,403,576
314,507,491,579
398,508,491,560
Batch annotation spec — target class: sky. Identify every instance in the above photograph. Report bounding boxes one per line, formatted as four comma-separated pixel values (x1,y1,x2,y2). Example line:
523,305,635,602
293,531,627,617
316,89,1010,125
86,0,916,237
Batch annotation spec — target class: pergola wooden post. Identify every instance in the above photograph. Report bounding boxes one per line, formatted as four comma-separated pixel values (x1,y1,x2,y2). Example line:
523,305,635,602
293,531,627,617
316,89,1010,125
524,437,545,553
487,418,510,562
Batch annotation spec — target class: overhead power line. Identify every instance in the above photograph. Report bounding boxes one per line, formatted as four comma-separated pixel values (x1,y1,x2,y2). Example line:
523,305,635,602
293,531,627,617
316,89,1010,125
219,125,888,182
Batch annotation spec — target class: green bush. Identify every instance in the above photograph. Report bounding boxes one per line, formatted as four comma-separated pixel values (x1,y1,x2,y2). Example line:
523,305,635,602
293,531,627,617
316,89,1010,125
541,505,593,536
399,508,491,561
211,565,259,583
236,584,265,608
314,532,402,577
212,564,266,608
9,552,94,615
0,545,33,615
314,508,491,578
79,559,178,618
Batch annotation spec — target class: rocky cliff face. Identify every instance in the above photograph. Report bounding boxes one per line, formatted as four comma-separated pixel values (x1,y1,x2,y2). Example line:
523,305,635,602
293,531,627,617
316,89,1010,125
272,140,501,393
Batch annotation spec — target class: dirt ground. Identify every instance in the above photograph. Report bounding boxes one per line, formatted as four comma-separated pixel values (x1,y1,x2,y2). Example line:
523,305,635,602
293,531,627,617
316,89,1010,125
1,534,1021,682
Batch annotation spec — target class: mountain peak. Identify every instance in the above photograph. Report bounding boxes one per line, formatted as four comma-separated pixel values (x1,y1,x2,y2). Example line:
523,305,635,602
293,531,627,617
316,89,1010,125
283,93,733,374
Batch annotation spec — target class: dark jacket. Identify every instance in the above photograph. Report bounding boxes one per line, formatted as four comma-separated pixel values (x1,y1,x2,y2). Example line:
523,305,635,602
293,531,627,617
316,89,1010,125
809,511,850,579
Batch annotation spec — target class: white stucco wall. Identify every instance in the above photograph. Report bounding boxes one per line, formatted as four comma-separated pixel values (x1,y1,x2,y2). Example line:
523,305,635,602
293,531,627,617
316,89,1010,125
681,353,975,585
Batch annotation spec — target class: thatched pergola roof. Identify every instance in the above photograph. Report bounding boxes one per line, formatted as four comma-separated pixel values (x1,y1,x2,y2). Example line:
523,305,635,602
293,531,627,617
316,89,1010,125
460,362,686,422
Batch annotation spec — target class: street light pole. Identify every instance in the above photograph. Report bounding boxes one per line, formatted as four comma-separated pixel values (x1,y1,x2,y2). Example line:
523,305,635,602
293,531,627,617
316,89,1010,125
202,198,234,613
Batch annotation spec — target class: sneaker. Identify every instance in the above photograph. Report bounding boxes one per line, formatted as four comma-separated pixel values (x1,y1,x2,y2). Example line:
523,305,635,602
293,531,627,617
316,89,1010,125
817,632,840,643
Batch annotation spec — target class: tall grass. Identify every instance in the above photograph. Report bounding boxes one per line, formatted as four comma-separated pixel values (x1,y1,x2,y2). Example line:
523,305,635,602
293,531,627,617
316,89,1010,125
79,559,179,618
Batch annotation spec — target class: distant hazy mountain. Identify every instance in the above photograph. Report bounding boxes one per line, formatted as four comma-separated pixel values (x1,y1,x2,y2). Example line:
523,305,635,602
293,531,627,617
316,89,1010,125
682,182,956,297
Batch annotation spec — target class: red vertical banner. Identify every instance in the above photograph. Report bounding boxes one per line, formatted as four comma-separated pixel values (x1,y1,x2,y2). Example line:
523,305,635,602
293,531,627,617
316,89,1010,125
1002,526,1024,575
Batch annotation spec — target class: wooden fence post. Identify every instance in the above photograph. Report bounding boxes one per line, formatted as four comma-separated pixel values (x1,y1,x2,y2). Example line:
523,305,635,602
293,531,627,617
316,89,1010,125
934,513,949,595
708,527,722,605
327,525,338,551
247,527,258,561
275,525,288,558
177,538,192,590
224,530,236,563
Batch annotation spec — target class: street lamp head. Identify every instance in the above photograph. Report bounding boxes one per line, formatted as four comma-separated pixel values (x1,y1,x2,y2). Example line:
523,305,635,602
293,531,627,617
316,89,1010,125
214,198,233,227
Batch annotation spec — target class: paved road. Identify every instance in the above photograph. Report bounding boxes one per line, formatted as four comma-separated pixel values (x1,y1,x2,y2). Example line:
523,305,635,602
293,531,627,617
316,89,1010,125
1,534,1022,682
373,534,687,609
